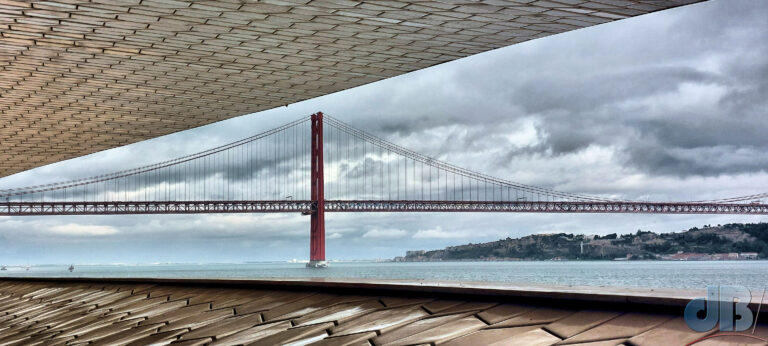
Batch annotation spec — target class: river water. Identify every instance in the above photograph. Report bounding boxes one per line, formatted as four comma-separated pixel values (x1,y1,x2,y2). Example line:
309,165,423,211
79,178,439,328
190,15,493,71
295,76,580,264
3,261,768,290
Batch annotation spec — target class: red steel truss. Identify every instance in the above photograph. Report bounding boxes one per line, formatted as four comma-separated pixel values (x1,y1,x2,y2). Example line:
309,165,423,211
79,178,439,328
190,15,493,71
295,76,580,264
325,200,768,214
2,200,767,216
0,201,312,215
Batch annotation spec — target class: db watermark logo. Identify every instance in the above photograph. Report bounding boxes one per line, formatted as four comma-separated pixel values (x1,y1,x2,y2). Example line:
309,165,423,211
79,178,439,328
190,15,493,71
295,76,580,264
684,286,766,344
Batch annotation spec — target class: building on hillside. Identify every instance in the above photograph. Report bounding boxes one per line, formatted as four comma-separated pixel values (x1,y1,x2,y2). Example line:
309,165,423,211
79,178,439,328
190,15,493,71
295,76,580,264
740,252,759,259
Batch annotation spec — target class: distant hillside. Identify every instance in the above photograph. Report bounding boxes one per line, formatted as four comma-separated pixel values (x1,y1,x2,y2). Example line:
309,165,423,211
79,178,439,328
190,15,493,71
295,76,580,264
396,223,768,261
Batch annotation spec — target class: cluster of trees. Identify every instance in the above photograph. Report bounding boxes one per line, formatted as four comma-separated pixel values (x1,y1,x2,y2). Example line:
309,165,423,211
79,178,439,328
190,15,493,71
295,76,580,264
728,223,768,256
640,223,768,257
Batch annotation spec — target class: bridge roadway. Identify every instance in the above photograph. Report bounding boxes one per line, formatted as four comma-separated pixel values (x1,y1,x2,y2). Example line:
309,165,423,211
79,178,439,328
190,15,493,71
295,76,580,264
2,200,767,216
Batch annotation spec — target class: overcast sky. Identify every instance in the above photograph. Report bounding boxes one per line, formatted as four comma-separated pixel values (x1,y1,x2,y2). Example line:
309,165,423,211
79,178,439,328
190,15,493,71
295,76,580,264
1,0,767,265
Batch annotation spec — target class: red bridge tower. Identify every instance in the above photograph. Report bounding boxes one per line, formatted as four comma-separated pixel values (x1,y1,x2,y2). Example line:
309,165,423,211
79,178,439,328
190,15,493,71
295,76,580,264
307,112,327,268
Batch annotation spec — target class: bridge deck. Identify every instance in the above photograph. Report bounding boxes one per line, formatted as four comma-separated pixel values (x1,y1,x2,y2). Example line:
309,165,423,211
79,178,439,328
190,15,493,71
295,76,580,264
2,200,767,215
0,277,765,345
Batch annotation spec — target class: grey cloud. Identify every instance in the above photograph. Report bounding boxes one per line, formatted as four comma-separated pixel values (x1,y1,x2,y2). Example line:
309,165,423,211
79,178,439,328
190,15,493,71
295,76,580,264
510,66,716,114
627,144,768,177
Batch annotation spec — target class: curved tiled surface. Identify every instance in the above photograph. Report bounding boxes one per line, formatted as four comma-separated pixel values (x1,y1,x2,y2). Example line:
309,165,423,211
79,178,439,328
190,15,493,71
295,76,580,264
0,279,765,345
0,0,705,177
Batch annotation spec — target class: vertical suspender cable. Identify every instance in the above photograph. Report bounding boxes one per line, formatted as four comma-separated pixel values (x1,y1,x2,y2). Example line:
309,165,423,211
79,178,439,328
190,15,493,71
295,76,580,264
346,124,349,200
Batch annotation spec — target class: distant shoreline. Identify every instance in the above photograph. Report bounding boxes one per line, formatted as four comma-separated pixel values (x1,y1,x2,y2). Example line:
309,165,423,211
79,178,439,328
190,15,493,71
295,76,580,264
394,223,768,262
389,258,766,263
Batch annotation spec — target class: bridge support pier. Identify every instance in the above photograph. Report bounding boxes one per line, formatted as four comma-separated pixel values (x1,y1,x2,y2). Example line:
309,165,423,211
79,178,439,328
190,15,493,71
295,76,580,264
307,112,327,268
306,259,328,268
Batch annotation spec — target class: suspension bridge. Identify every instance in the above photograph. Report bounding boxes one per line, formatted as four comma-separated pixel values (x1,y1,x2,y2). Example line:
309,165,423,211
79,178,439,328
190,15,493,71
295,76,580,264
1,112,766,266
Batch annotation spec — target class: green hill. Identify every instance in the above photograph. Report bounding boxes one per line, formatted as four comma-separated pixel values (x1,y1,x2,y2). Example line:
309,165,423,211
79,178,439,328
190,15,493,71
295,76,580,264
397,223,768,261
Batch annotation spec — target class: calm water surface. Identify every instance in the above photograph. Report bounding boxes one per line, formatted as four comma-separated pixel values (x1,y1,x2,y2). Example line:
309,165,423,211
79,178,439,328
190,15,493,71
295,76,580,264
3,261,768,290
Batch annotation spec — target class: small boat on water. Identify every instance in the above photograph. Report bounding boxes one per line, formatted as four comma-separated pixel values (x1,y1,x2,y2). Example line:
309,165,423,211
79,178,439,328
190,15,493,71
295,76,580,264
68,265,74,272
0,266,6,271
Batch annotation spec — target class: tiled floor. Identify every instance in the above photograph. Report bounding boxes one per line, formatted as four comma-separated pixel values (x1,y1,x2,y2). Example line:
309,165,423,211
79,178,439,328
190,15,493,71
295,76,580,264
0,279,764,345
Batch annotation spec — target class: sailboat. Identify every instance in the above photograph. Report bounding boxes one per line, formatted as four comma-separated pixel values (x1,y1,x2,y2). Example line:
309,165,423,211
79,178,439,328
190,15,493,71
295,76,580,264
68,264,74,272
0,265,6,271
